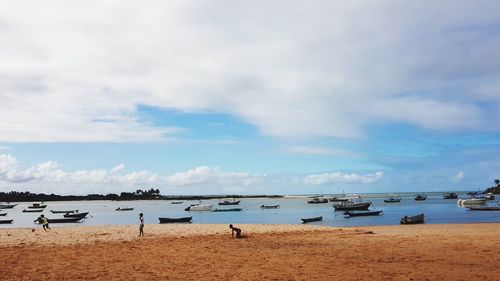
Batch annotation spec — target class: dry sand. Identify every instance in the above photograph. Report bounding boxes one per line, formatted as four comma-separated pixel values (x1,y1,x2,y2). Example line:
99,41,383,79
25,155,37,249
1,223,499,280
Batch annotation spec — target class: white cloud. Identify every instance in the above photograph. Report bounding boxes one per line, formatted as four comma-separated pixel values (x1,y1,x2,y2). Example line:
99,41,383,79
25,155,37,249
304,171,384,185
165,166,263,187
110,164,125,174
0,2,499,142
453,171,465,182
0,146,10,150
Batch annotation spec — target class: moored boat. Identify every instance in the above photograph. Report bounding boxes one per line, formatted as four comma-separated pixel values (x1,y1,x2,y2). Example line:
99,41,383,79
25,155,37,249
158,216,192,223
466,206,500,211
0,219,13,224
484,193,495,200
0,212,7,216
50,210,78,214
400,213,424,224
384,194,401,203
218,199,241,205
457,198,487,206
443,192,458,199
46,217,83,223
23,209,43,213
116,207,134,211
28,203,47,209
301,216,323,223
343,210,383,217
414,194,427,201
170,201,183,204
0,203,17,209
63,212,89,218
212,208,243,212
184,203,213,211
260,204,280,209
307,196,329,204
333,201,371,211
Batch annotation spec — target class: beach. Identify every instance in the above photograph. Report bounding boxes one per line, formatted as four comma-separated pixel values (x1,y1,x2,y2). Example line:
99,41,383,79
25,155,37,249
1,223,499,280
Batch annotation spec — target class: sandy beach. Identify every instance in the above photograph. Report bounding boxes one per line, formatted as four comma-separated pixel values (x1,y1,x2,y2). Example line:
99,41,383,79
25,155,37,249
1,223,499,280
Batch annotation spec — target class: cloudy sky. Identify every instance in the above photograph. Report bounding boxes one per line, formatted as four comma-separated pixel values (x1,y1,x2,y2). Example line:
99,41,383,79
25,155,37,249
1,1,500,195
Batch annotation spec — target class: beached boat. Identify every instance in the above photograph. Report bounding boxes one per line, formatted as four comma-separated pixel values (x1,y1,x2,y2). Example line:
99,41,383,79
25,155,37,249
443,192,458,199
301,216,323,223
184,203,213,211
218,199,241,205
307,196,329,204
384,194,401,203
343,210,383,217
0,212,7,216
457,198,487,206
46,217,83,223
400,213,425,224
158,217,192,223
116,207,134,211
0,219,13,224
63,212,89,218
170,201,183,204
466,206,500,211
333,201,371,211
0,203,17,209
23,209,43,213
50,210,78,214
414,194,427,201
28,203,47,209
212,208,243,212
260,204,280,209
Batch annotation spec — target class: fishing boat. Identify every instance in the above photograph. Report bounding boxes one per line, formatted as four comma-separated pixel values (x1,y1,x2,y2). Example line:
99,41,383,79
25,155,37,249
330,194,360,202
466,206,500,211
414,194,427,201
45,217,83,223
0,212,7,216
301,216,323,223
400,213,425,224
28,203,47,209
260,204,280,209
184,203,213,211
384,194,401,203
457,198,487,206
343,210,383,217
484,193,495,200
218,199,241,205
333,201,371,211
0,203,17,209
212,208,243,212
63,212,89,218
116,207,134,211
23,209,43,213
307,196,329,204
170,201,183,204
443,192,458,199
50,210,78,214
0,219,13,224
158,217,192,223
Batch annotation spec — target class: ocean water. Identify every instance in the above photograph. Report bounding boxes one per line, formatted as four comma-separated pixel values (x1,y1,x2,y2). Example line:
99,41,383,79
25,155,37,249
1,192,499,228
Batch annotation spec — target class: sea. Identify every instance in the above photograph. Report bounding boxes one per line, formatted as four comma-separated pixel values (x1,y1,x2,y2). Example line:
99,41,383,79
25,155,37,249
1,192,499,228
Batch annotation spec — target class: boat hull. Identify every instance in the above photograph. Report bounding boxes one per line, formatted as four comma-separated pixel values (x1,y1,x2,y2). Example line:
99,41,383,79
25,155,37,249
212,208,243,212
0,204,17,209
333,202,371,211
467,206,500,211
344,210,383,217
63,212,89,218
158,217,192,223
0,219,13,224
23,209,43,212
260,205,280,209
301,216,323,223
400,214,425,224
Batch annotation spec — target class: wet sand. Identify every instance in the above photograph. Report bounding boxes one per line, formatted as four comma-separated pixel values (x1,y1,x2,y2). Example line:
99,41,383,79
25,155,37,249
0,223,499,280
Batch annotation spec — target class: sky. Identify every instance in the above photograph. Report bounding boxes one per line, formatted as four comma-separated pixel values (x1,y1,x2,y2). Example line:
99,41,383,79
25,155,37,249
1,1,500,195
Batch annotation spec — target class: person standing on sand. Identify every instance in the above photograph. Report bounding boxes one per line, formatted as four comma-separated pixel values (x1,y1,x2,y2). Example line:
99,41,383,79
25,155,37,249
229,224,242,238
139,213,144,236
34,214,51,231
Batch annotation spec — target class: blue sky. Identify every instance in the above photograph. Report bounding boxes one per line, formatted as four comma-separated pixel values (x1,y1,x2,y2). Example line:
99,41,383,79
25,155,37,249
1,1,500,195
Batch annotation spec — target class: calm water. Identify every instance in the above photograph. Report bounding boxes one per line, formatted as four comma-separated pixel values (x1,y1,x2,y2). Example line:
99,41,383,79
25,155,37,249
1,192,499,228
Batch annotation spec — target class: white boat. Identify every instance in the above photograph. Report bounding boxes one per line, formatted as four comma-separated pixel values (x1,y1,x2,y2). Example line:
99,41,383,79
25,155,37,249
185,203,213,211
457,198,487,206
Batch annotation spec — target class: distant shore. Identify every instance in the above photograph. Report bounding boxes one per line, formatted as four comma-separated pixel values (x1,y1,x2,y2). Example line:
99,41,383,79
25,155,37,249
1,223,499,280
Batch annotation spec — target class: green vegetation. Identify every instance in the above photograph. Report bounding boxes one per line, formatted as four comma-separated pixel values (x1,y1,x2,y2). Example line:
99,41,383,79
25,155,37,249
484,179,500,194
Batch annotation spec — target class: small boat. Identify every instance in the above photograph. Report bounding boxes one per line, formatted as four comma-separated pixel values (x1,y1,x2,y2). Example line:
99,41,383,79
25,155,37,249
212,208,243,212
46,217,83,223
384,194,401,203
443,192,458,199
301,216,323,223
484,193,495,200
307,196,329,204
23,209,44,213
466,206,500,211
260,204,280,209
0,212,7,216
457,198,487,206
50,210,78,214
63,212,89,218
218,199,241,205
400,213,425,225
170,201,183,204
414,194,427,201
333,201,371,211
0,219,13,224
28,203,47,209
158,217,192,223
116,207,134,211
0,203,17,209
184,203,213,211
330,194,360,202
343,210,383,217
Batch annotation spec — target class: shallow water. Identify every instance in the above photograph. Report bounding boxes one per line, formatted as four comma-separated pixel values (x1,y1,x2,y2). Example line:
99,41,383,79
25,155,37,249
1,192,499,228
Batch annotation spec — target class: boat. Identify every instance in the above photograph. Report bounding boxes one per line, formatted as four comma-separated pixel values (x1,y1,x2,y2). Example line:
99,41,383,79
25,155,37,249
457,198,487,206
468,204,500,211
384,194,401,203
400,213,425,224
0,212,7,216
212,208,243,212
23,209,43,212
63,212,89,218
301,216,323,223
414,194,427,201
43,217,83,223
116,207,134,211
260,204,280,209
184,203,213,211
343,210,383,217
330,194,360,202
0,219,13,224
50,210,78,214
158,217,192,223
484,193,496,200
28,203,47,209
443,192,458,199
333,201,371,211
307,196,329,204
218,199,241,205
0,203,17,209
170,201,183,204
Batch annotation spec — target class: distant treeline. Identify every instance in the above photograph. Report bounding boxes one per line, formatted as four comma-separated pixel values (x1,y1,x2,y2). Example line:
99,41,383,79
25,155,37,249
485,179,500,194
0,189,283,202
